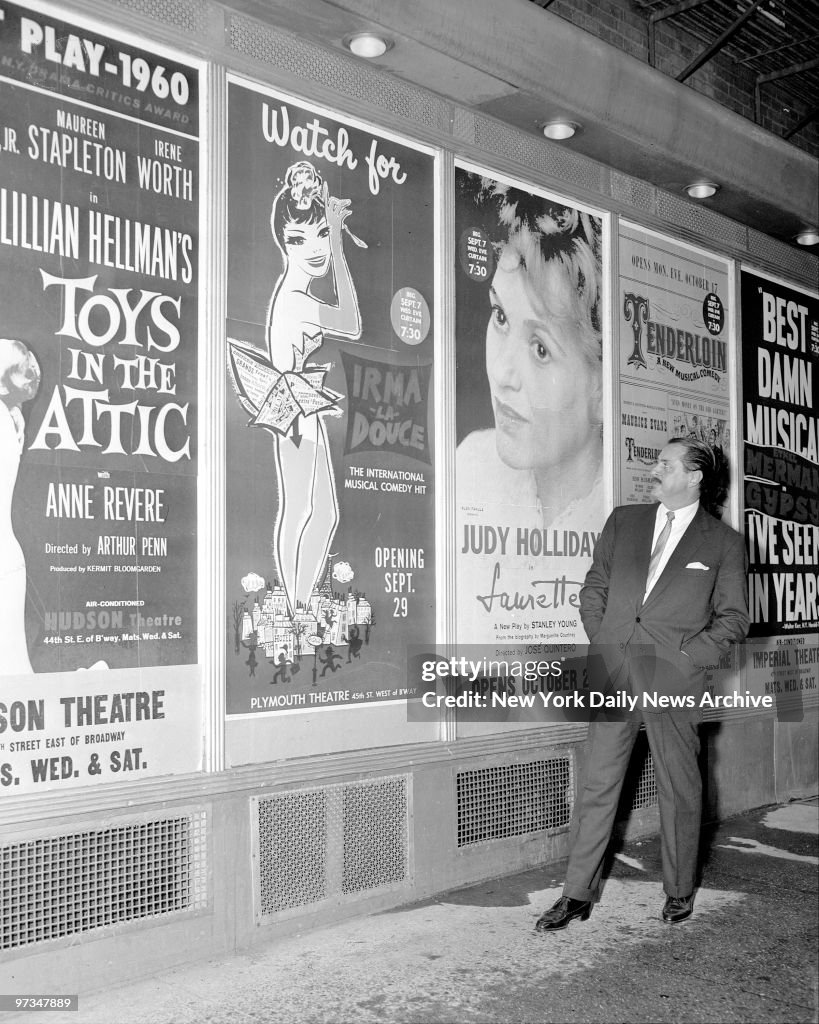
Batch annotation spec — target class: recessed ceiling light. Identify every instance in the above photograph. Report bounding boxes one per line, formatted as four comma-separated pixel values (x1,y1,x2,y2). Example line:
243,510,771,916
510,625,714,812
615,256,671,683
343,32,392,58
795,229,819,246
685,182,719,199
542,120,580,141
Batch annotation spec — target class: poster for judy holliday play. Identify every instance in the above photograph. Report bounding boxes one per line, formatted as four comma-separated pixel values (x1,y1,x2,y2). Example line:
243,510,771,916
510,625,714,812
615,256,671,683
225,79,436,715
0,2,201,793
454,164,607,646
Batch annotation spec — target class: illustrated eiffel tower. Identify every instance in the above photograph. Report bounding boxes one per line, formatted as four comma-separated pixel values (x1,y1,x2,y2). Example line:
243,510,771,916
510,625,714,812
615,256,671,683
318,552,338,599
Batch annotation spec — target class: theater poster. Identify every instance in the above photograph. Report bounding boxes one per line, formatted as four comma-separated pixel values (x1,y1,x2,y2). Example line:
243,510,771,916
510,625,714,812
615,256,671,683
0,3,201,792
616,224,732,505
225,80,436,715
741,269,818,638
454,163,607,645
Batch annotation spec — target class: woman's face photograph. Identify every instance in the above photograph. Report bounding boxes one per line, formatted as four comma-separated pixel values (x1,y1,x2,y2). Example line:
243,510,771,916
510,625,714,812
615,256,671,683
485,252,601,475
283,215,331,278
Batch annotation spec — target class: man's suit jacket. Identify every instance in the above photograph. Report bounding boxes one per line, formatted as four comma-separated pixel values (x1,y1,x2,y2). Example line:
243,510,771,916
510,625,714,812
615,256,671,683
580,502,749,707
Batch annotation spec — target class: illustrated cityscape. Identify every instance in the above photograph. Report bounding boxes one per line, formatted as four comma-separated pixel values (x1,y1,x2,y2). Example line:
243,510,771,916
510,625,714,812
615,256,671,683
234,555,373,669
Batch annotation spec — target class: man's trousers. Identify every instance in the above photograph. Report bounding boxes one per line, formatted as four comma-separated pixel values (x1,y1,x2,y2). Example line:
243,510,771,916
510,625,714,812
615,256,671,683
562,711,701,901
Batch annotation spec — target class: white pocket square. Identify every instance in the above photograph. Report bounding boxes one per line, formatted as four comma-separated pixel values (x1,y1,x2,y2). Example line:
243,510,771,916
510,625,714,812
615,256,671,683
686,561,709,570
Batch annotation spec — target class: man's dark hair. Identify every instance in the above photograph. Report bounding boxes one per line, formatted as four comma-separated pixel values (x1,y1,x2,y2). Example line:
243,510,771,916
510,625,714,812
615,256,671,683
668,437,729,519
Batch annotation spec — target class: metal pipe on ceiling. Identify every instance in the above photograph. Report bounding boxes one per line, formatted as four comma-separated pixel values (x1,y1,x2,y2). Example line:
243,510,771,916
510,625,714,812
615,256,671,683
677,0,768,81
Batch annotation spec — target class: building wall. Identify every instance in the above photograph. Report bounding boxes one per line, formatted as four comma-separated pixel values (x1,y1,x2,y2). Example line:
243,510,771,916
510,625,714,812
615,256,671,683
544,0,819,157
0,0,816,996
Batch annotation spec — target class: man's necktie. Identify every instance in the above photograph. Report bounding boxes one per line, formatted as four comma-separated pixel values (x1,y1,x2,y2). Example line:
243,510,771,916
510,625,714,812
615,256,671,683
646,510,675,590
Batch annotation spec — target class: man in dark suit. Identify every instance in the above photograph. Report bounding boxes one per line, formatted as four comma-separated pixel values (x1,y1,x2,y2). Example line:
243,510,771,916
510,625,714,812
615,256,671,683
536,437,749,929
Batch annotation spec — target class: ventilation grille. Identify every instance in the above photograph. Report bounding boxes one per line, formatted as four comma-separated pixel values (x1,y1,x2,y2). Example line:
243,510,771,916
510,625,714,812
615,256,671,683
451,107,478,143
452,109,605,202
1,813,207,951
610,171,656,215
456,757,573,848
631,743,658,810
747,228,819,289
228,16,448,134
615,730,658,815
343,779,408,894
256,776,410,919
656,190,747,250
258,789,327,914
471,115,606,197
111,0,208,35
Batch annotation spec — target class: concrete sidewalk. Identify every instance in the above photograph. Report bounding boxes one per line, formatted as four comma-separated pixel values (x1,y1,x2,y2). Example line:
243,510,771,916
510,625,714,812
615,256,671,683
4,798,817,1024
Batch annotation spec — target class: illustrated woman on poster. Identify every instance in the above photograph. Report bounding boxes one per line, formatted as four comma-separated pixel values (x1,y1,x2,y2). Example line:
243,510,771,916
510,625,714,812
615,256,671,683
0,339,41,675
230,160,364,616
457,181,603,531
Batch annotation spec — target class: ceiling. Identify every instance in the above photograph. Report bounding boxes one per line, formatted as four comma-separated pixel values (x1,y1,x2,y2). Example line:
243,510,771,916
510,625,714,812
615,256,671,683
230,0,819,254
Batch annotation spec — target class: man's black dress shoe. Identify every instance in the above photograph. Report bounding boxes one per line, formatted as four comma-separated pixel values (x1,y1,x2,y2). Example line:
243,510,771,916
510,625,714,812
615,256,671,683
535,896,591,931
662,894,693,924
